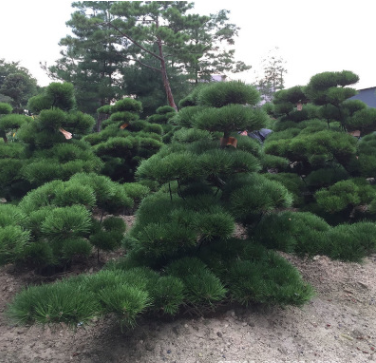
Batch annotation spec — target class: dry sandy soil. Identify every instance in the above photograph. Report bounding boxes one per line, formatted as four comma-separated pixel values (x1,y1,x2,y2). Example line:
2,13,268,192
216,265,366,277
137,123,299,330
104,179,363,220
0,218,375,363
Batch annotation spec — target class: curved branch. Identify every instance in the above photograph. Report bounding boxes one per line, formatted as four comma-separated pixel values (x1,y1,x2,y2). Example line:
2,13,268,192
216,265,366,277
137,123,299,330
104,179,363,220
116,53,161,73
108,22,163,61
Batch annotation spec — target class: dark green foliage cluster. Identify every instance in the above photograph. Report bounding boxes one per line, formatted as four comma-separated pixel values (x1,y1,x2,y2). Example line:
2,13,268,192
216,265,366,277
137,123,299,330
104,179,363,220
7,267,181,328
252,211,376,261
0,173,140,270
7,241,313,327
0,130,30,200
263,70,376,224
7,72,376,332
0,110,32,198
0,102,12,115
0,59,38,113
6,80,315,329
0,82,103,200
199,240,314,306
28,82,76,113
176,82,268,138
147,106,176,124
263,173,305,206
110,80,312,318
84,98,163,182
127,192,235,260
223,174,293,224
357,133,376,176
0,114,29,141
7,279,100,327
198,81,260,108
90,216,127,253
147,105,178,143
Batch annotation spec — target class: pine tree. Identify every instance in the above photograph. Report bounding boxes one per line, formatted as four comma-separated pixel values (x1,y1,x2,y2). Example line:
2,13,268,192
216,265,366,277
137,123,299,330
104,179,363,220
7,81,315,328
84,98,164,183
0,171,141,271
0,82,103,200
0,102,31,199
255,47,287,102
44,1,125,129
48,1,250,117
8,73,376,330
109,2,250,110
0,59,38,113
262,70,376,256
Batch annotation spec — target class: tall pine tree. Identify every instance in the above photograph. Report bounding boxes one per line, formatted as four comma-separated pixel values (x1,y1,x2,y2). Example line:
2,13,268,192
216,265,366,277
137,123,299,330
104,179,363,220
47,1,250,119
45,1,125,130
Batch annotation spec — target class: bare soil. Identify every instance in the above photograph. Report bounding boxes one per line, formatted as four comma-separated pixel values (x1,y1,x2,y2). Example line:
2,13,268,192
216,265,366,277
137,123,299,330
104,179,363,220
1,218,375,363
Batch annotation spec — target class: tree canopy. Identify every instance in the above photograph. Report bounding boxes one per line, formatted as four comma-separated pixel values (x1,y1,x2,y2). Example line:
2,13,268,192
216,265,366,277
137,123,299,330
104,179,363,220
46,1,250,119
0,59,38,113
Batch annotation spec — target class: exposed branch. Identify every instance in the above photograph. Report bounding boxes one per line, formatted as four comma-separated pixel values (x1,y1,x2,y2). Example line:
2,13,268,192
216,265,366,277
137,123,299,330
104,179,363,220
115,53,161,73
108,21,163,62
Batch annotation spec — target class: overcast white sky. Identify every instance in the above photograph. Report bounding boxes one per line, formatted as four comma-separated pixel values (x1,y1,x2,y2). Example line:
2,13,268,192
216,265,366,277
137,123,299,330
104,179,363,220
2,0,375,90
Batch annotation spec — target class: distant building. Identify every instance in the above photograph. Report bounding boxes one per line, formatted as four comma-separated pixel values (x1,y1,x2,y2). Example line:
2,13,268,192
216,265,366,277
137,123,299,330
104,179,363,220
349,87,376,108
193,74,228,84
210,74,228,82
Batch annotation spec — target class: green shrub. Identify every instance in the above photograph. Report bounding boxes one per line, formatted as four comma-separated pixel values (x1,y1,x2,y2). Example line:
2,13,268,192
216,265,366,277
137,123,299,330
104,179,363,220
322,223,376,261
40,205,92,241
198,81,260,107
90,231,123,252
27,94,53,113
263,173,305,206
252,211,330,256
0,204,25,227
23,242,54,267
111,98,142,113
7,282,99,326
166,257,227,305
0,102,12,114
226,254,314,306
45,82,75,111
0,226,30,265
103,216,126,233
98,285,150,328
193,105,267,134
225,174,293,224
148,276,185,315
315,180,360,213
9,70,376,332
61,238,92,261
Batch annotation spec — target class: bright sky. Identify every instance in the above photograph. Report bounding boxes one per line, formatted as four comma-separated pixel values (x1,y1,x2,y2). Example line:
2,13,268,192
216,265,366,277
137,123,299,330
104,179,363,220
2,0,376,90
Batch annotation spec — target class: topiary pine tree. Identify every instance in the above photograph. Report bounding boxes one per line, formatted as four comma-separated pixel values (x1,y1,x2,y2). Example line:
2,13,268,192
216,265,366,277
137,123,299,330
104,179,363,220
9,76,376,330
1,82,104,200
0,103,34,200
83,98,164,183
0,171,150,272
147,105,177,143
259,70,376,257
6,80,316,329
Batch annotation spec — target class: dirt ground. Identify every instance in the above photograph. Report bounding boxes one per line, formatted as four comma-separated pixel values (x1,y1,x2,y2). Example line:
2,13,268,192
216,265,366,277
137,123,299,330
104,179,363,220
1,218,375,363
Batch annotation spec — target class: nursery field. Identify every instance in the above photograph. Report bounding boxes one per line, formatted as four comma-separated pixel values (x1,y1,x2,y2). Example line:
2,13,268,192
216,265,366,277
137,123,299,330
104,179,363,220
2,66,376,363
2,1,376,360
1,241,375,363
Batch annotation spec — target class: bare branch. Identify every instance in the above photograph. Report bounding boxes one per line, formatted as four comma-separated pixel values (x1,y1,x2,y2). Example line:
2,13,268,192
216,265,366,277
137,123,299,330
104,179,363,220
108,21,163,61
116,53,161,72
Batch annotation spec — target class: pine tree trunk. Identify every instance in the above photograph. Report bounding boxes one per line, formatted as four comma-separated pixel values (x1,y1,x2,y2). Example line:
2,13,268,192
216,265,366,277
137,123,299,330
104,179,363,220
156,18,178,111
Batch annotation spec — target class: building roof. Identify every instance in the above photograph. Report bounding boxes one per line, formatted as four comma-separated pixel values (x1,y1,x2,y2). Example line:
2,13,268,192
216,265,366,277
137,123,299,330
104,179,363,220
210,74,227,82
349,87,376,108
